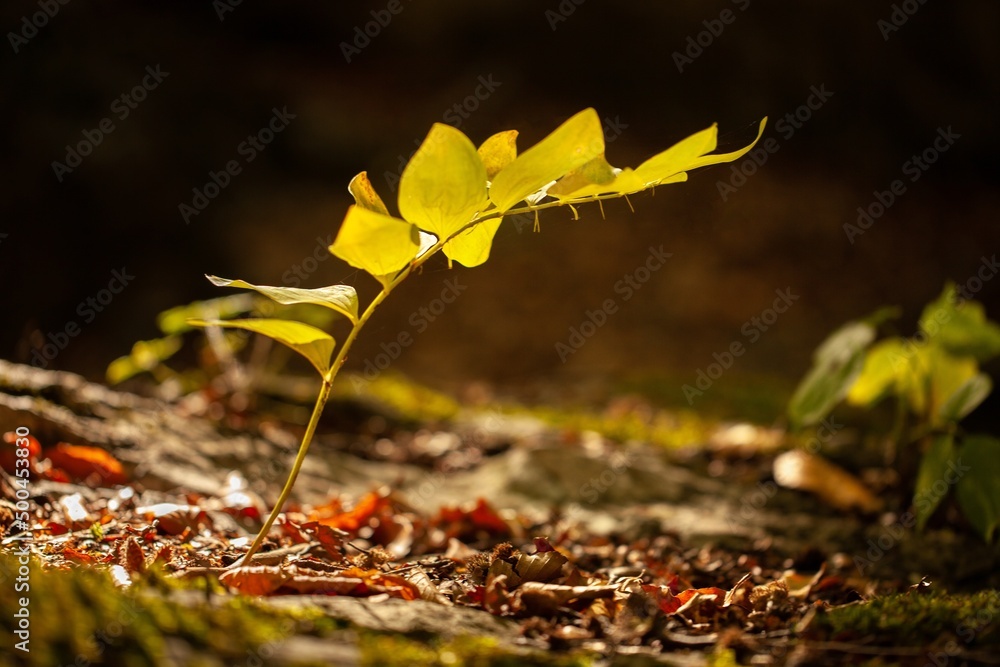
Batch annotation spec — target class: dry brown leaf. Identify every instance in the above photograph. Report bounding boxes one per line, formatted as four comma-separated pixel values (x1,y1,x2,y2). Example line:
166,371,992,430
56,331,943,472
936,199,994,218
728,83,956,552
773,450,882,512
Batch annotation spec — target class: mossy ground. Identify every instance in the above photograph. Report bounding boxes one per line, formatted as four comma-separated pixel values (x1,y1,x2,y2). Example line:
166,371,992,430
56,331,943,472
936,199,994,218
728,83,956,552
814,589,1000,648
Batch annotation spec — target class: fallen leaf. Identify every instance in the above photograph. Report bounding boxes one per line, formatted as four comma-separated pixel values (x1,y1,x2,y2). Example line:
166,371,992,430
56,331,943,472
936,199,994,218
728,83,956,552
45,442,128,486
309,490,390,532
774,450,882,512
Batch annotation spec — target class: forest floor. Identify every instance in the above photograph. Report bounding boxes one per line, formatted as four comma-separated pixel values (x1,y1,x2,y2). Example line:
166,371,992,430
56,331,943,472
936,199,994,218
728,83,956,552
1,359,999,666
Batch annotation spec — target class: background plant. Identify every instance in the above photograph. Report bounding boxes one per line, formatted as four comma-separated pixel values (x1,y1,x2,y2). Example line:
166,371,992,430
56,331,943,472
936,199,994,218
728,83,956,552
788,284,1000,541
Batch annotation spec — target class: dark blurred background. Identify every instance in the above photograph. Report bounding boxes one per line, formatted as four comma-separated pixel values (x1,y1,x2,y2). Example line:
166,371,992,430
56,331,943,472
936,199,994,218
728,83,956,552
2,1,998,420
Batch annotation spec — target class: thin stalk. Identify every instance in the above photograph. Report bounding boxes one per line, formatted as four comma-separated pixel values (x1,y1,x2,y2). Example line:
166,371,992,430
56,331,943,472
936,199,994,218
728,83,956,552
239,377,333,565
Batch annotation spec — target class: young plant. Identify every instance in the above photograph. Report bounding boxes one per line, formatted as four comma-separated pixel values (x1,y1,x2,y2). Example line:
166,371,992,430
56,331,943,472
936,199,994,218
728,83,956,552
192,108,767,564
788,284,1000,541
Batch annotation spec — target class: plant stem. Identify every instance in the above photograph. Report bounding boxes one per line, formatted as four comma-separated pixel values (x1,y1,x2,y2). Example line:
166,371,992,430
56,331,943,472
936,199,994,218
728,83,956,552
239,376,333,565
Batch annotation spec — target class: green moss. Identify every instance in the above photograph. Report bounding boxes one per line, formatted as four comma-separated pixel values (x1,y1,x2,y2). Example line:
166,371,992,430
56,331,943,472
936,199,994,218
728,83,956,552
0,553,322,666
334,372,460,423
816,590,1000,647
617,372,793,425
359,633,593,667
515,403,713,451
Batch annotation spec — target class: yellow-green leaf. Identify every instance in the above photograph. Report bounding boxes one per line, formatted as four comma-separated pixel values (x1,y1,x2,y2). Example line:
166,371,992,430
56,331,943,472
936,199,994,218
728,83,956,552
443,218,503,268
927,348,978,426
206,276,359,324
329,205,420,289
635,118,767,187
157,294,258,335
847,337,908,407
106,336,183,384
478,130,518,180
546,163,672,203
919,283,1000,362
348,171,390,216
634,125,720,187
398,123,488,240
939,373,992,424
683,117,768,171
489,108,604,212
546,155,617,199
189,318,334,376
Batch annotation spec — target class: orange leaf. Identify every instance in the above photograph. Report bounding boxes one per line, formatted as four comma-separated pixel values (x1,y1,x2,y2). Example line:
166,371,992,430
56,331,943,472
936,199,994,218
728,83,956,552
309,491,389,532
219,565,294,595
676,587,727,606
45,443,128,486
434,497,510,538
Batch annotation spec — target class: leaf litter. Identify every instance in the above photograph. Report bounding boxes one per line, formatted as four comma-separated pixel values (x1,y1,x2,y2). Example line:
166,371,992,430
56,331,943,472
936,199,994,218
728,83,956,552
1,417,995,665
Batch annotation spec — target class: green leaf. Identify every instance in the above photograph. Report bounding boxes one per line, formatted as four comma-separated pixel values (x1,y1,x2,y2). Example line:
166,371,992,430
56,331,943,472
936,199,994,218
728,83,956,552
919,283,1000,361
329,205,421,289
489,108,604,212
937,372,991,424
847,337,908,407
634,118,767,187
914,433,956,531
956,435,1000,542
157,294,258,335
788,320,876,428
348,171,390,216
926,348,978,426
443,218,503,268
478,130,518,180
188,318,334,376
398,123,488,240
205,276,359,324
106,336,183,384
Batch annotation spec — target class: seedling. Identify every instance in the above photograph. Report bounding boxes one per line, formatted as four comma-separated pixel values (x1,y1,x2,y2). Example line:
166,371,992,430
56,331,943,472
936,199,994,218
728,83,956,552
788,284,1000,541
191,108,766,563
